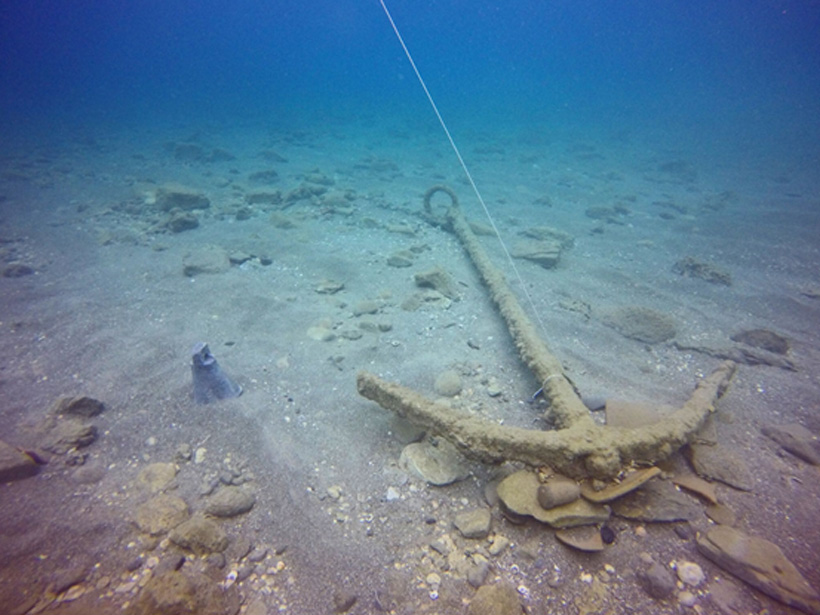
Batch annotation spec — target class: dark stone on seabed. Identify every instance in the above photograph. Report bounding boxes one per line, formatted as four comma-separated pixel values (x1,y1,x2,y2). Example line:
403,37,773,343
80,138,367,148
191,342,242,404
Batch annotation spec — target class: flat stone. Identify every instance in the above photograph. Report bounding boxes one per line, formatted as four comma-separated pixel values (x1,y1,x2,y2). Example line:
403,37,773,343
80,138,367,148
611,478,700,522
761,423,820,466
581,467,661,503
672,472,718,504
399,439,470,486
124,570,239,615
697,526,820,615
204,486,256,518
154,183,210,211
511,239,562,269
497,470,610,528
454,508,492,539
135,495,189,535
169,514,229,555
705,502,737,526
537,475,581,509
467,582,522,615
414,266,460,300
48,395,105,418
555,526,605,552
731,329,789,355
182,246,230,277
601,306,677,344
0,440,40,482
39,415,97,454
686,443,753,491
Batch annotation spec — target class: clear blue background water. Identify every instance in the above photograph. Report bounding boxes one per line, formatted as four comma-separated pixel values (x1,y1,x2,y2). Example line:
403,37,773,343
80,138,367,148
2,0,820,156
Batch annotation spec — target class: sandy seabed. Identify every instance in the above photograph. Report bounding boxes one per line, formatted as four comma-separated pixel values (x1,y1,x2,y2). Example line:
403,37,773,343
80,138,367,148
1,115,819,614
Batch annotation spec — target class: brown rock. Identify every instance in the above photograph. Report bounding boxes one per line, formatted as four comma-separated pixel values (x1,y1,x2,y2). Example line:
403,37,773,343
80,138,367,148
672,472,718,504
136,495,189,535
497,470,609,528
169,514,229,555
697,526,820,615
124,570,239,615
467,582,522,615
555,526,605,552
686,443,752,491
136,462,178,493
0,440,40,482
580,467,661,503
611,479,699,522
49,395,105,418
204,487,256,518
454,508,492,539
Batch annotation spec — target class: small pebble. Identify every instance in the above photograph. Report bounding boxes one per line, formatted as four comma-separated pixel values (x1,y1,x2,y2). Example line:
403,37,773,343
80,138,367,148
675,561,705,587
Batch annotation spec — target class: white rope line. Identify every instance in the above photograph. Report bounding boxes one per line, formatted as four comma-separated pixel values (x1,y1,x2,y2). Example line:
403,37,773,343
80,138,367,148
379,0,552,343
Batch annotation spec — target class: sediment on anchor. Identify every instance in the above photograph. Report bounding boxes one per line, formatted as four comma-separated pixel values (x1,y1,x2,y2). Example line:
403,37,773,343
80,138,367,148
356,185,737,479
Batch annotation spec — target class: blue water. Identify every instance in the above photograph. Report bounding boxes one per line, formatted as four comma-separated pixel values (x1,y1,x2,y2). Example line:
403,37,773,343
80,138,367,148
2,0,820,159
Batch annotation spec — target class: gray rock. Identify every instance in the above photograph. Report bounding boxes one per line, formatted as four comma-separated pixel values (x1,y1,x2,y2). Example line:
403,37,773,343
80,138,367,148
697,526,820,615
169,514,229,554
761,423,820,465
155,184,210,211
136,494,189,535
49,395,105,418
434,370,462,397
39,415,97,454
467,582,522,615
182,246,230,277
0,440,39,482
454,508,492,539
467,560,491,588
686,442,753,490
602,306,677,344
537,476,580,509
414,266,460,300
399,439,470,486
204,486,256,518
611,478,700,522
637,561,676,599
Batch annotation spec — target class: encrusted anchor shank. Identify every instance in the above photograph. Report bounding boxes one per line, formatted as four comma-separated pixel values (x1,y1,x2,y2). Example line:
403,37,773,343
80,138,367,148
356,188,737,479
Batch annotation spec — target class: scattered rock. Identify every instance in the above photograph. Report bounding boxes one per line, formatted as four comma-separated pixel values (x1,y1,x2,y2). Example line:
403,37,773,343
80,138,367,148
353,300,380,316
0,440,40,482
165,211,199,233
434,370,462,397
333,591,357,613
316,279,345,294
731,329,789,355
497,470,610,528
387,251,414,268
467,582,522,615
580,467,661,503
169,514,229,555
124,569,239,615
697,525,820,615
454,508,492,539
611,479,700,522
601,306,677,344
537,475,581,509
761,423,820,465
38,415,97,454
399,438,470,486
182,246,230,277
401,289,452,311
2,262,35,277
135,494,189,535
511,239,562,269
137,462,178,493
637,561,676,600
555,525,605,552
675,561,705,587
705,502,737,526
248,169,279,184
204,486,256,518
519,226,574,249
414,266,460,300
49,395,105,418
154,184,210,212
686,443,753,491
673,257,732,286
671,472,718,504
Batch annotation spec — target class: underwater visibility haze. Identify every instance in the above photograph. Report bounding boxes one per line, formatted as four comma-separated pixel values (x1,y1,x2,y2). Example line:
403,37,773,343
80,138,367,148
1,1,820,614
